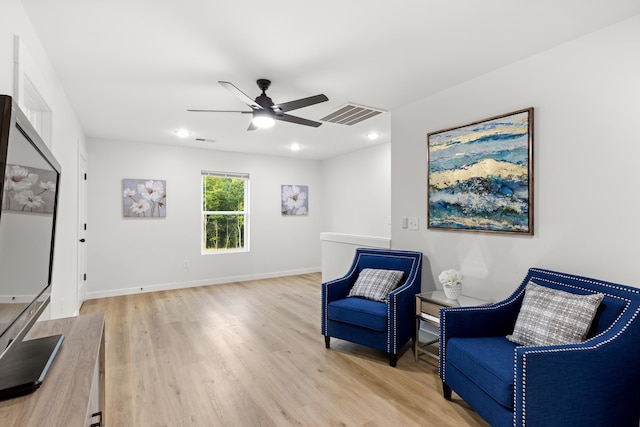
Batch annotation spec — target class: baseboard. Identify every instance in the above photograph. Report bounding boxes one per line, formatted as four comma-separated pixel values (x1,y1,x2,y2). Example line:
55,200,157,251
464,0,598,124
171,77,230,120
86,267,321,300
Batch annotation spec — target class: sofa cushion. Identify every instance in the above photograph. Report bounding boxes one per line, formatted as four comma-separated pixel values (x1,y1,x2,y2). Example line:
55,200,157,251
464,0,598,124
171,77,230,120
507,282,604,346
446,336,518,409
347,268,404,302
327,297,388,331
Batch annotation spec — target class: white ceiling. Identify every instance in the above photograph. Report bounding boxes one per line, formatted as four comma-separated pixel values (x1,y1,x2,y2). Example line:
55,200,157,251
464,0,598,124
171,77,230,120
21,0,640,160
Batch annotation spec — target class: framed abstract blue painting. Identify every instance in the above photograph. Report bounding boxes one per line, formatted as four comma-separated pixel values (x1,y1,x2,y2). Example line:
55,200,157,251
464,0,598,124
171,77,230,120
427,108,534,235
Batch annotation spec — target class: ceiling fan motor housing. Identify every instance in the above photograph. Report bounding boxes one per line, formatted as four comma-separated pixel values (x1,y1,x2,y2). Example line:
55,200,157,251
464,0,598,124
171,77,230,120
255,79,275,111
256,79,271,91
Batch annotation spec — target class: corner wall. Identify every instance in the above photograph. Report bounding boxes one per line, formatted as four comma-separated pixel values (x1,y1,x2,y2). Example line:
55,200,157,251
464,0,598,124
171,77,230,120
391,14,640,302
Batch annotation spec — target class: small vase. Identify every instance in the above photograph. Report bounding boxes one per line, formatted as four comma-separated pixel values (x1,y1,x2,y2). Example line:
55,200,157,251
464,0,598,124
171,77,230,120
443,282,462,300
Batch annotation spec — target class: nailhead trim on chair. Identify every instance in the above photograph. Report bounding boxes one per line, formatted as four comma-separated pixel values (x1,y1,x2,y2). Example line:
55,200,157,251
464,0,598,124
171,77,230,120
323,249,421,356
383,252,420,354
518,309,639,426
440,268,639,427
440,289,525,383
516,269,638,427
322,268,358,336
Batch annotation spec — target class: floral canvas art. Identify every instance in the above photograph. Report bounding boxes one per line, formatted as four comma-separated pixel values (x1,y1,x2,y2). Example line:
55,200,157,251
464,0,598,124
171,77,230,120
2,164,57,214
123,178,166,218
281,185,308,215
427,108,533,234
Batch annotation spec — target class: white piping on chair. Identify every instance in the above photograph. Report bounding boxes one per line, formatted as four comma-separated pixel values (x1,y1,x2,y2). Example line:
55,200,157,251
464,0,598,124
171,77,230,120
440,287,526,382
323,249,421,356
514,269,637,427
439,268,638,427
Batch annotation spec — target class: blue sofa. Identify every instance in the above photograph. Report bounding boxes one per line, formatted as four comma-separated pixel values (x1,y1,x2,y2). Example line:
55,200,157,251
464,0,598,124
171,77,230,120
439,268,640,426
322,248,422,366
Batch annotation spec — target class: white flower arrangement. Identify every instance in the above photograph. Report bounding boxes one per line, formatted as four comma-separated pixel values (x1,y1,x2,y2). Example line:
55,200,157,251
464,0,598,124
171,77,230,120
439,269,463,299
439,269,462,286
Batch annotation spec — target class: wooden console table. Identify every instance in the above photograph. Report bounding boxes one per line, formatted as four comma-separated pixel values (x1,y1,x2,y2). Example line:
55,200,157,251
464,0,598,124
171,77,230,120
0,313,105,426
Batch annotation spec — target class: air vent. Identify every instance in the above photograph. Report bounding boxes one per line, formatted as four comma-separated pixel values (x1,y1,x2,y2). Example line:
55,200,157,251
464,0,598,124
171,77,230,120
320,103,386,126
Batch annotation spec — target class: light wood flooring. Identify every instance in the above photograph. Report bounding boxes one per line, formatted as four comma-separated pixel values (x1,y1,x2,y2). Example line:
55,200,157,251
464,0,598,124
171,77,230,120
80,273,489,427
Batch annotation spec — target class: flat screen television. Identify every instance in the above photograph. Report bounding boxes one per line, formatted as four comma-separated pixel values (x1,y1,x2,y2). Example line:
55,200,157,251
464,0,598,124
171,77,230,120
0,95,63,400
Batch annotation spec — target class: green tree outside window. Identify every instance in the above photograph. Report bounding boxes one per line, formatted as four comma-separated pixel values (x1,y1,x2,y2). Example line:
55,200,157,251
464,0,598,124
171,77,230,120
202,173,248,251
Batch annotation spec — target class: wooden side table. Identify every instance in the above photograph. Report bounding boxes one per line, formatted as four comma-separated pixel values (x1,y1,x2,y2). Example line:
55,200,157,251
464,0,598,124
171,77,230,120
415,291,489,362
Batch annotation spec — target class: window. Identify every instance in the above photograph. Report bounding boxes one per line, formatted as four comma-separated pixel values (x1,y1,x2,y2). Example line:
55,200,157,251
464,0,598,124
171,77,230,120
201,171,249,252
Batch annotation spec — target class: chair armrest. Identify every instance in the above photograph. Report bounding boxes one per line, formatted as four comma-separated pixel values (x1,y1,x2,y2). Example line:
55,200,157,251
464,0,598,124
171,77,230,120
322,272,357,304
388,273,420,303
386,270,422,352
513,309,640,426
440,299,522,340
321,273,357,337
388,275,420,320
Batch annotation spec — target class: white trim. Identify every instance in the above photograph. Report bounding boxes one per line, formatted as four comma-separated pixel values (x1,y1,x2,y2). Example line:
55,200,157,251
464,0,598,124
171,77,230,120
85,267,321,300
319,232,391,248
201,170,249,179
13,35,53,147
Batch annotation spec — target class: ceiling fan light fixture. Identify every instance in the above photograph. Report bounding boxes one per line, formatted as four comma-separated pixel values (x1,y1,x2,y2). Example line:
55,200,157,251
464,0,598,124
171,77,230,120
252,111,275,129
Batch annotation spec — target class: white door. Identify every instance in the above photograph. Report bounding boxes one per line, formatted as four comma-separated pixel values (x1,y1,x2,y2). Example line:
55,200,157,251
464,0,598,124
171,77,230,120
77,148,88,305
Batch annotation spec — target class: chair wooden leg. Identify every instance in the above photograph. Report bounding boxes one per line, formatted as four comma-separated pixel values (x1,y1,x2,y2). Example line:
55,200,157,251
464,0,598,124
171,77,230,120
324,336,330,349
389,353,398,367
442,381,452,400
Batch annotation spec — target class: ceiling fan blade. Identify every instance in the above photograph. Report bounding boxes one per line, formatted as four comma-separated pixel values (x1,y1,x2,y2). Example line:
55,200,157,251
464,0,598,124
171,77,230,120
273,94,329,113
247,122,258,131
276,113,323,128
187,109,252,113
219,81,262,110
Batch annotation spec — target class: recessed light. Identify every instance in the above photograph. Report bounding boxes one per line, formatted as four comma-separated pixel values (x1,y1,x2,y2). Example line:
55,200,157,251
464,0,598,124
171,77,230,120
289,143,303,151
174,129,191,138
367,131,380,141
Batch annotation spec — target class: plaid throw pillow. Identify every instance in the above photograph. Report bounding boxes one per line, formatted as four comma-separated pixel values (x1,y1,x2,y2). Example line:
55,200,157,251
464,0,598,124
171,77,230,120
348,268,404,302
507,282,604,346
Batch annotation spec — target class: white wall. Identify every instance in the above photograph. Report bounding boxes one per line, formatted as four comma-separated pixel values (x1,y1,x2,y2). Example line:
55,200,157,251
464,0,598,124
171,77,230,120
318,142,392,280
391,14,640,302
86,139,324,297
0,0,86,318
321,142,391,237
86,138,392,297
320,232,391,283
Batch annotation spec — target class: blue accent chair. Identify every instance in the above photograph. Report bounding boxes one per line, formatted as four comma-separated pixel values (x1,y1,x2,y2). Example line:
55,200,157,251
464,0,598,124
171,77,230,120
439,268,640,427
322,248,423,366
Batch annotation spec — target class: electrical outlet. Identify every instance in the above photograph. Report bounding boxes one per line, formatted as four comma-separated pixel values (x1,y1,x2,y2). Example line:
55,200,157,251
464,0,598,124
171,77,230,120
408,217,419,230
183,259,190,269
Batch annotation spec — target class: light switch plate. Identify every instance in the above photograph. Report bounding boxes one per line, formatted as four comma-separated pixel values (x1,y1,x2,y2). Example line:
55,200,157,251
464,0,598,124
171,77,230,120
408,217,419,230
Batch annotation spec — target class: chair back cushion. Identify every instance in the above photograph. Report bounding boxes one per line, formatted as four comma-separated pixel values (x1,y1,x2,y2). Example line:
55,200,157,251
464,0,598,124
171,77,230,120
356,253,415,280
524,269,632,338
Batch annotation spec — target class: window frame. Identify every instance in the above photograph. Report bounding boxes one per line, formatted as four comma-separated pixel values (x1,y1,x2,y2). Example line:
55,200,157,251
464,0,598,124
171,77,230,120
201,171,249,254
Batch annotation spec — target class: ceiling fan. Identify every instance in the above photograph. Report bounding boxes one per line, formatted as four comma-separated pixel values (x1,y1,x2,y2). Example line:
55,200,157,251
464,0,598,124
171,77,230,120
188,79,329,130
